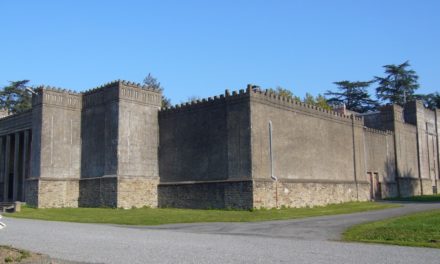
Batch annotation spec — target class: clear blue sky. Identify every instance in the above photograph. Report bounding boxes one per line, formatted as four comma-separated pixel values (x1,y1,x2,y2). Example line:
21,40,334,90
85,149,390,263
1,0,439,104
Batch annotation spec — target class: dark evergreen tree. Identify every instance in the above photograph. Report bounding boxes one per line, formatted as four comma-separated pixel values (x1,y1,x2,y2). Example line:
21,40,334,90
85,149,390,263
375,61,419,105
0,80,32,114
415,92,440,110
326,80,377,113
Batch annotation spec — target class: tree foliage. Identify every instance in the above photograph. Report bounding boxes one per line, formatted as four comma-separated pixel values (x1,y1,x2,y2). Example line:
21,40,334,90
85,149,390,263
375,61,419,105
314,94,333,110
143,73,171,108
326,80,377,113
267,86,301,102
268,86,332,110
0,80,32,114
415,92,440,110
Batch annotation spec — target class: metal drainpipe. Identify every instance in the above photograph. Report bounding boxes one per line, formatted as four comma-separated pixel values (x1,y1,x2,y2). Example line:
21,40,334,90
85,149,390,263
269,121,278,207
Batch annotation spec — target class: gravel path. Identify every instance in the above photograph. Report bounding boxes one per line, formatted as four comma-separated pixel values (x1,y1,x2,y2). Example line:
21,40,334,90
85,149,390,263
0,202,439,264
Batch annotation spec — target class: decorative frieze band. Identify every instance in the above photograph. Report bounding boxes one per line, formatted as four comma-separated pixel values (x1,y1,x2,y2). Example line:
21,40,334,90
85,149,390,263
33,87,82,109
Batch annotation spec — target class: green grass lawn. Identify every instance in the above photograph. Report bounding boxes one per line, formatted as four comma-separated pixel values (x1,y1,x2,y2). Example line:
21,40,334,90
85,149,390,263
343,209,440,248
385,194,440,202
6,202,397,226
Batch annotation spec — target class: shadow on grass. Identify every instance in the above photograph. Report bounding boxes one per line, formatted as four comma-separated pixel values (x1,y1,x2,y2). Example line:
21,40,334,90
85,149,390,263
384,194,440,203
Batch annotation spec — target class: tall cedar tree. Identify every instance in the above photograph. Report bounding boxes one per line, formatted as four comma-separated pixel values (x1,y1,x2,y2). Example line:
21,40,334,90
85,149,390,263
0,80,32,114
375,61,419,105
143,73,171,108
326,80,377,113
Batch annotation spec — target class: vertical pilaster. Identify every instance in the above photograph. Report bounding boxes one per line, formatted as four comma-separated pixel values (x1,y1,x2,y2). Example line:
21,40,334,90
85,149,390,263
407,100,429,194
13,132,20,201
382,104,404,196
435,109,440,190
22,130,29,201
3,135,11,201
0,137,3,200
352,116,366,200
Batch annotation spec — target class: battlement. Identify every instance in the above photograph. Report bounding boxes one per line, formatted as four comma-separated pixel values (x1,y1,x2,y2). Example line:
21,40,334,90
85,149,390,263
160,87,249,115
32,86,82,109
248,86,363,123
160,84,364,123
83,80,161,95
363,126,393,135
83,80,162,108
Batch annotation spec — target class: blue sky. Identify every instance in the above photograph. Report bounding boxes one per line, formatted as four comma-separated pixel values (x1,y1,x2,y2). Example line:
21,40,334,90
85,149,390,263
1,0,439,104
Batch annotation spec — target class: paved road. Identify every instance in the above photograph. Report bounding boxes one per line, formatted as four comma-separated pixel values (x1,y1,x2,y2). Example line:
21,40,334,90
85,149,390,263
1,202,440,264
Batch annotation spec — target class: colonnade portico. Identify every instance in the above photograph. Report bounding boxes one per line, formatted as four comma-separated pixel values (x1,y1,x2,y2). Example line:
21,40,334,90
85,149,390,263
0,130,31,203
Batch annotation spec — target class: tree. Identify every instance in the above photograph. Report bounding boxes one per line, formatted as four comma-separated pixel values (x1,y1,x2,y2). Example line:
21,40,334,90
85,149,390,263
314,94,332,110
267,86,301,102
0,80,32,114
303,93,332,110
267,86,332,110
375,61,419,105
143,73,171,108
415,92,440,110
303,93,315,105
326,80,377,113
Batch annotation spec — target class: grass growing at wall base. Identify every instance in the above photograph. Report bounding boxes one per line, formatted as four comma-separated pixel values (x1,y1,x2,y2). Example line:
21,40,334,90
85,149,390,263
7,202,397,226
385,194,440,202
343,210,440,248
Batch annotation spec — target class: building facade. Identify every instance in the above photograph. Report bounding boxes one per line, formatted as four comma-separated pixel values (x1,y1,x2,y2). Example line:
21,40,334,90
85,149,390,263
0,80,439,209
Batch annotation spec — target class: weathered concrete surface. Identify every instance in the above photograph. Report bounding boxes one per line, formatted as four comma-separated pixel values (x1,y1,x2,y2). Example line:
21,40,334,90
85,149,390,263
1,203,440,264
249,90,369,207
159,91,251,183
2,82,440,210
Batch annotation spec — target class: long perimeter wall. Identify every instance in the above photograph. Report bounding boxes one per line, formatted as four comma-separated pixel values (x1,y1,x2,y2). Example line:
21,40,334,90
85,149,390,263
1,81,439,209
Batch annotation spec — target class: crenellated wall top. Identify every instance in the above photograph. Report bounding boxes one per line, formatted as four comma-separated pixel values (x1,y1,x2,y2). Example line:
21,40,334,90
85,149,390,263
82,80,162,108
32,86,82,109
160,84,364,123
159,87,249,115
248,86,363,123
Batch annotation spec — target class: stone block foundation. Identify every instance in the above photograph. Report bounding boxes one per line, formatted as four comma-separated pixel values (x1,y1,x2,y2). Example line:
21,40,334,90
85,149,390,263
79,176,159,208
79,177,117,208
25,178,79,208
117,177,159,209
253,179,370,208
158,180,253,209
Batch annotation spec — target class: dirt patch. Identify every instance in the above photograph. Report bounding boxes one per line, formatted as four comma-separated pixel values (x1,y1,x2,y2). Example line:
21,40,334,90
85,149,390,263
0,245,50,264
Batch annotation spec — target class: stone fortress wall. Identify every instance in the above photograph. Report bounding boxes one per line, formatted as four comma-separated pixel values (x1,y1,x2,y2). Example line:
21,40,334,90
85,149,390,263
0,80,439,209
158,89,253,208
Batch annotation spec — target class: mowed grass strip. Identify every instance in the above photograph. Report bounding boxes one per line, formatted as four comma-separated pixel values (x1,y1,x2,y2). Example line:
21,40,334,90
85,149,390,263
343,209,440,248
8,202,397,226
385,194,440,202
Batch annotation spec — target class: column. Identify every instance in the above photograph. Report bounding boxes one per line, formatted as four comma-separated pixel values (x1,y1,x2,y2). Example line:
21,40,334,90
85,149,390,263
13,132,20,201
21,130,29,201
3,135,11,201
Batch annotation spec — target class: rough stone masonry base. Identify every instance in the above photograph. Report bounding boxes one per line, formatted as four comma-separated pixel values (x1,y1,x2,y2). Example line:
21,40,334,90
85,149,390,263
253,179,370,208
